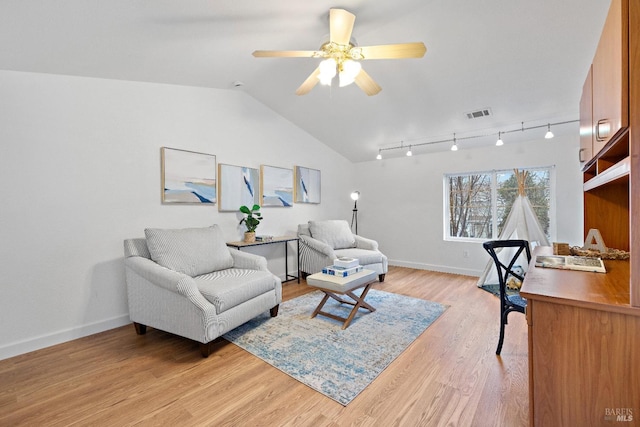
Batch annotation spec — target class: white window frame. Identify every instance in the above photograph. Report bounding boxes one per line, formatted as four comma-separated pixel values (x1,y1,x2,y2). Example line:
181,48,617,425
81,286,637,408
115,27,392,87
443,166,556,242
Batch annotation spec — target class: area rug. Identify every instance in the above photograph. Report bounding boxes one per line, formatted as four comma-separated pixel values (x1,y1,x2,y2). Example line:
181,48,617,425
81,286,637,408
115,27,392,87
480,282,522,300
223,289,447,405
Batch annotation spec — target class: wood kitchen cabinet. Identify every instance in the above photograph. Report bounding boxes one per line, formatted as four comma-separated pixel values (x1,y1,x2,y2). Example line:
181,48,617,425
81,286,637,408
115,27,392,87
590,0,628,154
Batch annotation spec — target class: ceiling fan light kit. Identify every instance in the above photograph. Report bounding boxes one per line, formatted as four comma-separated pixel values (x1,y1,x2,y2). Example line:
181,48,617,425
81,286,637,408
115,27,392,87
252,8,426,96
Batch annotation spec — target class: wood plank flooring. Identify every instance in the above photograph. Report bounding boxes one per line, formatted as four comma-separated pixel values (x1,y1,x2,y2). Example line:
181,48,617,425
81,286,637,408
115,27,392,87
0,266,529,426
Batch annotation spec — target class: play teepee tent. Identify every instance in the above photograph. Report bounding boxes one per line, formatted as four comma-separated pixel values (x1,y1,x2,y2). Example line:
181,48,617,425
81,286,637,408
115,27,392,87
477,170,550,287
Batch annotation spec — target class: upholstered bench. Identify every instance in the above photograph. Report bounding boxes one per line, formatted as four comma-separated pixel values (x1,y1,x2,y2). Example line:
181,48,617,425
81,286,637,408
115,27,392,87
306,269,378,329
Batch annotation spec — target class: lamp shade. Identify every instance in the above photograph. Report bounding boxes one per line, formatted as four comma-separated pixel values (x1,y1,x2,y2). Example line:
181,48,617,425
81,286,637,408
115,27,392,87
339,60,362,87
350,191,360,201
318,58,337,86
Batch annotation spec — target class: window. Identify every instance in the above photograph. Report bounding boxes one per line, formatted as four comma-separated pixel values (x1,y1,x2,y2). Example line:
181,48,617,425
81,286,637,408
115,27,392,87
444,167,553,241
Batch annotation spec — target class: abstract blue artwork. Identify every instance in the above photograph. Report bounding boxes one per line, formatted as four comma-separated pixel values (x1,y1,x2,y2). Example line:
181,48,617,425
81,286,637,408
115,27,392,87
260,165,293,207
161,147,216,204
294,166,321,204
218,164,260,211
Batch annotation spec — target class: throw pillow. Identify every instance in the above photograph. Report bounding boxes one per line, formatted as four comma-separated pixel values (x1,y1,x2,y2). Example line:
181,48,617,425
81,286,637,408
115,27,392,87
145,225,234,277
308,220,356,250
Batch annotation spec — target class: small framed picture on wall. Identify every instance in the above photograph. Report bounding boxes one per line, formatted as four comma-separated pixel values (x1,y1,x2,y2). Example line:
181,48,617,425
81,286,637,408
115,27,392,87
260,165,293,207
218,163,260,212
161,147,216,204
294,166,321,204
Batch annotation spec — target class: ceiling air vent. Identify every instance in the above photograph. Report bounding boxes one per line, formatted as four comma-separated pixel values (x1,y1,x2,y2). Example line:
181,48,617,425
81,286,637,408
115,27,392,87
465,108,492,119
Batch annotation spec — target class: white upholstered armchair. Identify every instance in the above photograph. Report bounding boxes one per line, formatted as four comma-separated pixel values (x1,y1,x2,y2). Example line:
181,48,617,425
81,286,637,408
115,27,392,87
124,225,282,357
298,220,388,282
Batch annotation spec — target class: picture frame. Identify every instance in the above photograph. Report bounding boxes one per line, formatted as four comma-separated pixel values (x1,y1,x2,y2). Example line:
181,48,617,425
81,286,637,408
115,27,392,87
294,165,321,204
161,147,216,204
218,163,260,212
260,165,293,207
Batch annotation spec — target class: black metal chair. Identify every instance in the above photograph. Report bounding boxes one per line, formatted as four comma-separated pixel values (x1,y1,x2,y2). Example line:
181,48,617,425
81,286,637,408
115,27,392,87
482,239,531,355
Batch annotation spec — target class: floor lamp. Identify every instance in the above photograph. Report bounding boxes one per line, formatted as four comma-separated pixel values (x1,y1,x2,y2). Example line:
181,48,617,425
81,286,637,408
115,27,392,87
350,191,360,234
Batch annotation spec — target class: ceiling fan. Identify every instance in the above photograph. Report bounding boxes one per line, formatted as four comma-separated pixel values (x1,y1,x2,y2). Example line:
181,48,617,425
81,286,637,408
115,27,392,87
252,8,427,96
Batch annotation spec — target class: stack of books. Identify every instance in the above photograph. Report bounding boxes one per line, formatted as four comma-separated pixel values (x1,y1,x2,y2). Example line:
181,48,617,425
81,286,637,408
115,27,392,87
322,257,362,277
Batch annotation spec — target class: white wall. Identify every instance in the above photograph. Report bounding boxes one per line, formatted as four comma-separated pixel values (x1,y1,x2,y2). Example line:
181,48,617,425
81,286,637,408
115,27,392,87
353,132,584,276
0,69,586,360
0,70,355,360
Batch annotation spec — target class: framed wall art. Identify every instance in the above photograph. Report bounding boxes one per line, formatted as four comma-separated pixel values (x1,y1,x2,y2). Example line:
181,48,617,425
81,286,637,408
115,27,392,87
294,165,321,204
218,163,260,212
161,147,216,204
260,165,293,207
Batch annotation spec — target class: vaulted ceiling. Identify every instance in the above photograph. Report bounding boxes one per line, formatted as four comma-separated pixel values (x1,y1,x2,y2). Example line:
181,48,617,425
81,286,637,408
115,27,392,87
0,0,610,161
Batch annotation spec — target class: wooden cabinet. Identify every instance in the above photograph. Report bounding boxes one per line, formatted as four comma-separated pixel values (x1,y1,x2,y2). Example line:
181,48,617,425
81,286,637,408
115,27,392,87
579,66,593,162
580,0,629,163
521,248,640,426
591,0,629,153
522,1,640,424
582,0,637,306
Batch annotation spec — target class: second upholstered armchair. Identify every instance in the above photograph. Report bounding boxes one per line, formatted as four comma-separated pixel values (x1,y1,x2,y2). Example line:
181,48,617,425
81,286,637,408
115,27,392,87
297,220,388,282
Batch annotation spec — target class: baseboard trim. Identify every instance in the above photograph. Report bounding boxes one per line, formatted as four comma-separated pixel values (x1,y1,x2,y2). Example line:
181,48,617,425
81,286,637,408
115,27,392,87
0,314,131,361
389,259,482,277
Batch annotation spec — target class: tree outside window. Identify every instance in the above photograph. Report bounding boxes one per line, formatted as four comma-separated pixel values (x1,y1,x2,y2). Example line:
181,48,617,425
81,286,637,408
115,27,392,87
446,167,552,240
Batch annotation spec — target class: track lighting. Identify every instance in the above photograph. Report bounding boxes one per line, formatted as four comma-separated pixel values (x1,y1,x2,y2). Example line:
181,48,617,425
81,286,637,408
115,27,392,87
545,123,554,139
373,118,577,159
406,145,413,156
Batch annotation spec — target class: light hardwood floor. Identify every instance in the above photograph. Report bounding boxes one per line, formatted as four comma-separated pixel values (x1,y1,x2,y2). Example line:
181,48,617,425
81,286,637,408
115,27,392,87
0,266,529,426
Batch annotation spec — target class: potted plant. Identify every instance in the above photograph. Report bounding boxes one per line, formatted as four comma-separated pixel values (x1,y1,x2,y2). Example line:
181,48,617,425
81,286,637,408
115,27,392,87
239,204,262,242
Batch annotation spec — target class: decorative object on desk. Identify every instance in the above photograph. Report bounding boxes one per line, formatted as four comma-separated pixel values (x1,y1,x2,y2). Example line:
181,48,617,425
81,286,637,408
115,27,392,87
239,204,262,243
218,164,260,212
582,228,607,252
535,255,606,273
255,235,273,242
294,165,321,204
223,289,447,406
553,242,571,255
569,246,630,260
350,191,360,234
161,147,216,204
568,228,630,260
260,165,293,207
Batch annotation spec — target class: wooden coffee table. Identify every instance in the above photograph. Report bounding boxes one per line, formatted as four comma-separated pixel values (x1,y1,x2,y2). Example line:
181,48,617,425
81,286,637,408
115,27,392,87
306,269,378,329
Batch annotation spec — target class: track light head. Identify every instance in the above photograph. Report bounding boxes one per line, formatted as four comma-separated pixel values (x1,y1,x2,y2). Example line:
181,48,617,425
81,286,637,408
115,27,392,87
545,123,554,139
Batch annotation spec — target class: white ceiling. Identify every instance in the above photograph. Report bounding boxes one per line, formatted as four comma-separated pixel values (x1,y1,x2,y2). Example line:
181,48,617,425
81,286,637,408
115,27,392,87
0,0,610,162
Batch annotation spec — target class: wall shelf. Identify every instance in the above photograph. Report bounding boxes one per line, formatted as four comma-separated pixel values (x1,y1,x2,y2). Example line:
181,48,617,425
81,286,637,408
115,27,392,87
583,155,630,191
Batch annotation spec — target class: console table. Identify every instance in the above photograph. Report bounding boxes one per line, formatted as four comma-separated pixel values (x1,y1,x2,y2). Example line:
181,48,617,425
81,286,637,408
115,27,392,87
226,236,300,283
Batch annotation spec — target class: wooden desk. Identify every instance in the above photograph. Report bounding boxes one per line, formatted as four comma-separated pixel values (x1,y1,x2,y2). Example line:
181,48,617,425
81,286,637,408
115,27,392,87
227,236,299,283
520,246,640,426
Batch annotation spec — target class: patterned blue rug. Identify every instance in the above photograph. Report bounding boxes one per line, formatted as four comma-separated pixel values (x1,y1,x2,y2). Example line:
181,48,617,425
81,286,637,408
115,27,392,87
223,289,448,405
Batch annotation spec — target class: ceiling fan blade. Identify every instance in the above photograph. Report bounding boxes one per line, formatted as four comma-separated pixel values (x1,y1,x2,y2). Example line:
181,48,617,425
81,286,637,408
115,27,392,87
295,67,321,96
253,50,320,58
329,9,356,45
359,42,427,59
354,69,382,96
